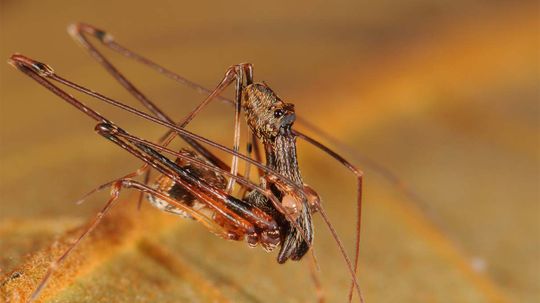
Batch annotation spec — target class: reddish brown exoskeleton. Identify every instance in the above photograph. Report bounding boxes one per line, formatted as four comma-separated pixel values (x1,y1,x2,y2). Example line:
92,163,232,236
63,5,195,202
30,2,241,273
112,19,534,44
8,23,367,303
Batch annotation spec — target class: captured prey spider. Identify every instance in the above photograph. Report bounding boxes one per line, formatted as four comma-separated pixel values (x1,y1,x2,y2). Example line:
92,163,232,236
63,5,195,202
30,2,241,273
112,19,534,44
8,23,367,302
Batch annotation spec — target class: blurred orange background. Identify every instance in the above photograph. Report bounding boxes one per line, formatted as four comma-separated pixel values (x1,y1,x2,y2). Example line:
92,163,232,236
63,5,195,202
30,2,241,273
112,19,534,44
0,1,538,302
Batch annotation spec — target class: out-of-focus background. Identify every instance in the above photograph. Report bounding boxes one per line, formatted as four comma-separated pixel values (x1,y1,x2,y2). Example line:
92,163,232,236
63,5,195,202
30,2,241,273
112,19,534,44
0,1,538,302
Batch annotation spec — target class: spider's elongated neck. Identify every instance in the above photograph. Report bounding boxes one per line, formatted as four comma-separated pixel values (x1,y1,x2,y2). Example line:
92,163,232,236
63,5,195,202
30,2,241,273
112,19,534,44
264,130,303,186
243,82,312,262
263,129,313,263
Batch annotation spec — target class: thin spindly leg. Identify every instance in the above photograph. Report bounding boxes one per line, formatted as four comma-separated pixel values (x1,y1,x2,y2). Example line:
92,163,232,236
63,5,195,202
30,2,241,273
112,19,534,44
27,177,253,303
293,131,364,303
226,64,245,193
28,180,122,303
238,130,257,199
296,118,424,205
307,252,325,303
67,23,232,107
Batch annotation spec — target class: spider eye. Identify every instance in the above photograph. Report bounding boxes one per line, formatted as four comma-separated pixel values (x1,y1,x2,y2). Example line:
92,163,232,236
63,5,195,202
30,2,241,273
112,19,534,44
274,109,285,118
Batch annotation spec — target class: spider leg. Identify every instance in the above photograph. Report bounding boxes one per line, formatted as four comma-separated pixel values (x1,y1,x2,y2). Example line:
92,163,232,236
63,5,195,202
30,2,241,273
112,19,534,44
238,130,260,199
67,23,232,108
293,131,364,303
308,251,325,303
74,162,149,205
27,176,248,303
